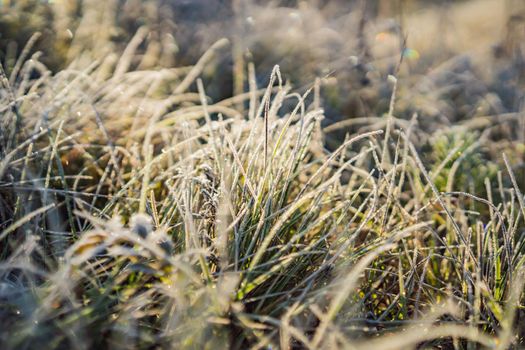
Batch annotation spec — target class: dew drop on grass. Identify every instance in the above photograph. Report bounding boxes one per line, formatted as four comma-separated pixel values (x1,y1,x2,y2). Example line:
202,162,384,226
387,75,397,85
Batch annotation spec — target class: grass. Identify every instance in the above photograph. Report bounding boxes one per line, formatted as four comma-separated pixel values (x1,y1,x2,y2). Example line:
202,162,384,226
1,0,524,349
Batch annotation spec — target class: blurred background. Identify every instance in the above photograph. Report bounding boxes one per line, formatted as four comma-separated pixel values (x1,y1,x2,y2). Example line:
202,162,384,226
1,0,524,148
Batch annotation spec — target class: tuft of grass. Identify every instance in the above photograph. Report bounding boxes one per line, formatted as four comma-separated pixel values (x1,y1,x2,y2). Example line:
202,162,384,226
0,1,524,349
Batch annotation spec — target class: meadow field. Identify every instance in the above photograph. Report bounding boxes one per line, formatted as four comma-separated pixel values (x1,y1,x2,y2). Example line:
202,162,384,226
0,0,524,348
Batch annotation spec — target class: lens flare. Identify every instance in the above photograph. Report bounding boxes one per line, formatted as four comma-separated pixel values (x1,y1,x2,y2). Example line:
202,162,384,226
403,48,420,60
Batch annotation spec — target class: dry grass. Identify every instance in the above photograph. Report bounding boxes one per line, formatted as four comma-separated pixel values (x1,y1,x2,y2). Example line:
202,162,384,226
0,0,524,349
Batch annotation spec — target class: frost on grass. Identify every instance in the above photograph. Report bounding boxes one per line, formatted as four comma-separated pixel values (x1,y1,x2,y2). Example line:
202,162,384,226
0,1,525,349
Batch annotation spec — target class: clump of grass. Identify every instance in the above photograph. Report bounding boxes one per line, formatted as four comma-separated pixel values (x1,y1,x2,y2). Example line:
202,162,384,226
1,3,525,350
